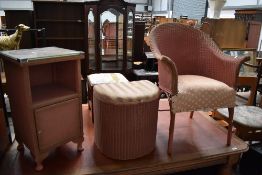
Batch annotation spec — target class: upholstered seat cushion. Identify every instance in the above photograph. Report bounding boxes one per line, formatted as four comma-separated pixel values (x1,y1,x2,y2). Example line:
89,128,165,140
87,73,128,86
93,80,160,105
172,75,236,113
218,106,262,129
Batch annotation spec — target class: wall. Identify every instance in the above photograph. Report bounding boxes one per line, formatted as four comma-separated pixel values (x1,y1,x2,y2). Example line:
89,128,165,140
0,0,33,11
172,0,206,20
152,0,206,20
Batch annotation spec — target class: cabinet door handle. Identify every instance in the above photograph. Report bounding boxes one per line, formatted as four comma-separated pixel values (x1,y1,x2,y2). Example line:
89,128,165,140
38,130,42,135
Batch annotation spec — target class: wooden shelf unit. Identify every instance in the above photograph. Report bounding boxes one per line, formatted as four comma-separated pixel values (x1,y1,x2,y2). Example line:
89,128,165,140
0,47,84,171
33,1,87,77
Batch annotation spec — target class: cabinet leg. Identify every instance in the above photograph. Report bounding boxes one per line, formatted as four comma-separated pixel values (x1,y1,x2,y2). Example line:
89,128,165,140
34,152,48,171
35,161,44,171
16,136,24,151
17,143,24,152
77,144,84,152
74,137,84,152
77,142,84,152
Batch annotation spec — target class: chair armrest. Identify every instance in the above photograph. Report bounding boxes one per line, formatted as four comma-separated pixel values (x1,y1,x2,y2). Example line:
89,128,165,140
243,62,260,69
157,55,178,95
204,49,250,88
221,55,249,88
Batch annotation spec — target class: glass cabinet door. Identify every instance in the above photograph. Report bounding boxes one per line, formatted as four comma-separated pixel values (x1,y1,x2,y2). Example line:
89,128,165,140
88,9,96,71
100,8,123,71
127,10,133,70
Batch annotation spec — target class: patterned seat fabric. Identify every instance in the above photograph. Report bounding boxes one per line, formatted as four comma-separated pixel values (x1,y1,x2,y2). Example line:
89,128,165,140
218,106,262,141
218,106,262,129
172,75,235,113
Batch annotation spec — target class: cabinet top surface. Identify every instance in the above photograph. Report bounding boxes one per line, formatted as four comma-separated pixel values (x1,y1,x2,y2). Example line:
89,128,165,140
0,47,84,64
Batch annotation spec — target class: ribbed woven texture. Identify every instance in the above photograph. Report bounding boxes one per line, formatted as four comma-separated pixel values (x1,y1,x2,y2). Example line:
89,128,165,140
93,91,159,160
93,80,160,105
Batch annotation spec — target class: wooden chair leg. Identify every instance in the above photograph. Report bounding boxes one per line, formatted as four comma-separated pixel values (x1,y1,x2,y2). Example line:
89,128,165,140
189,111,194,119
168,111,176,155
227,107,234,146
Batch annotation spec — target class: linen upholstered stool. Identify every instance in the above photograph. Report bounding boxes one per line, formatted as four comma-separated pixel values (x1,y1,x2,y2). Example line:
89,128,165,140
217,106,262,141
93,80,160,160
87,73,128,122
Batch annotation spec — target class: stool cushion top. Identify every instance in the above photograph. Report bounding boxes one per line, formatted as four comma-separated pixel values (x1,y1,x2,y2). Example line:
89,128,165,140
217,106,262,129
87,73,128,86
93,80,160,105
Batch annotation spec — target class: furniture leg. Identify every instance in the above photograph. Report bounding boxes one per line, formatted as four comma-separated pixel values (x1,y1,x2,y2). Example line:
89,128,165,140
16,136,24,152
77,139,84,152
90,85,94,123
227,108,234,146
190,111,194,119
35,161,44,171
168,110,176,156
34,152,48,171
17,143,24,152
87,81,92,110
217,154,240,175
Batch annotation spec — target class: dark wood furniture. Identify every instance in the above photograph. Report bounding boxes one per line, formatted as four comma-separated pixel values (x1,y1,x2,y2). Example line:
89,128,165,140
0,68,10,154
32,0,136,103
235,9,262,22
133,21,146,61
0,47,84,171
133,52,158,83
85,0,135,74
0,108,9,157
33,1,87,76
7,0,136,78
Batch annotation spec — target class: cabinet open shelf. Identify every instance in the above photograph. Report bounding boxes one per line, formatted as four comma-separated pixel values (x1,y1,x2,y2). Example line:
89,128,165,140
28,56,80,109
31,84,79,108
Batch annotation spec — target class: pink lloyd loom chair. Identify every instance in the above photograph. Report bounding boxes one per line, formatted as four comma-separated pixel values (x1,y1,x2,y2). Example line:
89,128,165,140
149,23,249,155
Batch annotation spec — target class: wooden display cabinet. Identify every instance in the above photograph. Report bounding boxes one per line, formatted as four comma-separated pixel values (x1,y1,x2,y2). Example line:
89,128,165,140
0,47,84,171
33,0,136,76
85,0,135,74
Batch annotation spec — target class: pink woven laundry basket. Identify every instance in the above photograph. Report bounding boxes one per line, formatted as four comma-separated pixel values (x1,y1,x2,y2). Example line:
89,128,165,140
93,80,160,160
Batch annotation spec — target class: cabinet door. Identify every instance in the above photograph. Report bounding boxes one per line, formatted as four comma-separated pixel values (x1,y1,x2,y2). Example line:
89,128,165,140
35,98,81,152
